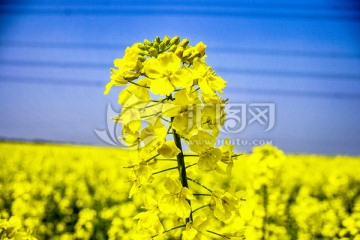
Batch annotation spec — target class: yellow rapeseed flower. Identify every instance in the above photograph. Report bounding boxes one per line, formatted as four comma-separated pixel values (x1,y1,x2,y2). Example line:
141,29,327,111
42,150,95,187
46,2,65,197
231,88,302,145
191,59,226,99
188,131,222,172
182,216,208,240
159,177,195,219
104,44,141,94
143,52,193,95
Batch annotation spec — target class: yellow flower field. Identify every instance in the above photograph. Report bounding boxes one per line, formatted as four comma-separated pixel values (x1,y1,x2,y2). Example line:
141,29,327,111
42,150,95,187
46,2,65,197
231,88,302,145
0,142,360,239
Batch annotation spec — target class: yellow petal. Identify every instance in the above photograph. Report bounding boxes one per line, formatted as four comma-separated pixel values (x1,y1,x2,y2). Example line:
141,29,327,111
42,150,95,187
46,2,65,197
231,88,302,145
192,59,209,78
209,75,226,91
188,131,215,154
213,197,227,220
104,81,114,95
118,79,150,105
170,68,193,89
198,148,222,172
150,77,174,95
133,79,150,102
182,228,198,240
122,125,139,145
144,58,164,79
181,187,195,200
118,87,132,105
159,195,177,214
176,198,192,218
110,68,128,84
162,102,182,117
157,141,181,158
198,77,215,97
164,177,182,194
119,108,141,126
157,52,181,72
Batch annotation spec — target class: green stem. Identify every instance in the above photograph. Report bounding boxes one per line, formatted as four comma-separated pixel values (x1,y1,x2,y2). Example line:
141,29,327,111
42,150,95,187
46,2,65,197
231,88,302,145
152,166,178,175
171,117,193,223
161,117,171,123
186,163,197,168
187,177,213,193
206,230,230,239
128,80,150,88
124,154,160,168
183,154,198,157
141,112,162,119
192,204,209,213
193,193,211,197
163,224,186,234
150,99,165,103
144,102,162,109
151,224,186,239
192,87,200,93
156,158,177,161
146,154,160,163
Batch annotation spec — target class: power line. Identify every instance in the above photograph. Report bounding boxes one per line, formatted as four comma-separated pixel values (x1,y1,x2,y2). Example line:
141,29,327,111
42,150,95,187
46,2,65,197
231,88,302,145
0,75,359,100
1,59,359,81
1,41,359,59
226,87,360,100
0,59,109,69
0,7,359,21
217,67,360,81
1,2,359,12
0,75,103,87
0,41,125,50
211,47,360,59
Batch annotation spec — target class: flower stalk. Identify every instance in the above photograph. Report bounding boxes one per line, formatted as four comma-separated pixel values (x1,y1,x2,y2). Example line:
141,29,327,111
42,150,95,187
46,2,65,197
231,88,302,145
172,117,193,223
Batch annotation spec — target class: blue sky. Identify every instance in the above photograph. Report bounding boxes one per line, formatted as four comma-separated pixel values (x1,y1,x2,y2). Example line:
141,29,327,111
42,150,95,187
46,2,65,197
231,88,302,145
0,0,360,154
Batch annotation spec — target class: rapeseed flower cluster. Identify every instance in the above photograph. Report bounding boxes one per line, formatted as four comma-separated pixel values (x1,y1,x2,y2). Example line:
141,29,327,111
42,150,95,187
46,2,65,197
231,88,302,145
104,36,242,239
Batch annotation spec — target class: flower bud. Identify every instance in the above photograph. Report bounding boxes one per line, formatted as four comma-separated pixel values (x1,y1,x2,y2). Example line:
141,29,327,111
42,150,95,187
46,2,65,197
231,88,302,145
159,42,167,51
138,56,146,62
148,47,157,56
195,41,207,57
175,46,184,58
155,36,161,44
170,36,180,45
123,71,140,80
137,44,146,51
188,51,200,61
163,35,170,45
182,48,193,58
144,39,151,46
168,45,177,52
179,38,189,48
